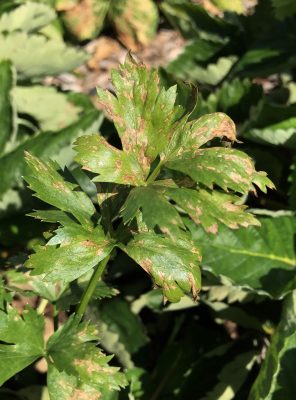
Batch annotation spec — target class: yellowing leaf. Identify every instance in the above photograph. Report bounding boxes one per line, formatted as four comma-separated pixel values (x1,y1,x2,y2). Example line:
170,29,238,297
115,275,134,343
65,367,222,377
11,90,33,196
110,0,159,50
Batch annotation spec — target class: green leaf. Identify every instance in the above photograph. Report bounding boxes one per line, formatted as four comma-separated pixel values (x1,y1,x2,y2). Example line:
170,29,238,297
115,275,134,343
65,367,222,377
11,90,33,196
13,86,81,131
204,351,257,400
0,60,15,154
0,109,102,196
212,0,245,14
271,0,296,20
187,216,296,298
166,38,226,79
120,186,185,235
122,233,201,302
0,32,88,79
24,153,96,228
91,298,149,368
110,0,159,49
26,222,114,283
0,308,44,386
96,54,181,176
0,2,55,33
74,134,145,185
47,316,127,399
249,290,296,399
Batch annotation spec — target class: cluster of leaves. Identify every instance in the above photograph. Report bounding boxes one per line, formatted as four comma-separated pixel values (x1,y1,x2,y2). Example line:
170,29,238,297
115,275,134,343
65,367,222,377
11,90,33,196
0,54,273,398
0,1,103,238
1,0,296,399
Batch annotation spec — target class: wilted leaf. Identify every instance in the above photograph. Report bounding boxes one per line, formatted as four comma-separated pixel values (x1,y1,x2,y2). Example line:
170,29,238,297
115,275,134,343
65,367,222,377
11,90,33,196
122,233,201,302
0,308,44,386
0,32,88,79
47,316,127,399
110,0,159,50
0,2,55,33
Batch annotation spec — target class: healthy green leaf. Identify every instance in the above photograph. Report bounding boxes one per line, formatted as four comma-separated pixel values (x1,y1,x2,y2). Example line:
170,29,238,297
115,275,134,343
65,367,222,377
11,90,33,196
249,290,296,399
187,216,296,298
0,60,15,154
74,134,145,185
13,86,81,131
0,109,102,196
24,153,96,228
0,32,88,79
122,233,201,302
91,298,148,368
47,316,127,399
0,308,44,386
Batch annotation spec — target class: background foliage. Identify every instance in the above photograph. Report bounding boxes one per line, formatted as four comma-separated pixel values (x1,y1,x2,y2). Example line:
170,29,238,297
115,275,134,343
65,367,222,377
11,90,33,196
0,0,296,399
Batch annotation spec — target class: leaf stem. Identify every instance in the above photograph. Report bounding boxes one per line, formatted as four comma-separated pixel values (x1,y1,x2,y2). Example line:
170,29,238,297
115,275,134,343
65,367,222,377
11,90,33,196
146,161,162,184
37,298,48,315
76,255,110,317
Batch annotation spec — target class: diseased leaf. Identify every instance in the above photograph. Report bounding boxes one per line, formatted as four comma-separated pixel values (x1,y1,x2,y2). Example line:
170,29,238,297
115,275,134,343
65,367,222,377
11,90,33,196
96,55,182,176
0,32,88,79
121,186,185,235
26,222,114,283
163,187,260,233
249,290,296,399
13,86,81,131
61,0,110,41
47,316,127,399
122,233,201,302
74,134,145,185
166,147,273,195
0,308,44,386
24,153,96,228
110,0,159,50
187,216,296,298
0,2,55,33
162,112,237,162
0,60,15,154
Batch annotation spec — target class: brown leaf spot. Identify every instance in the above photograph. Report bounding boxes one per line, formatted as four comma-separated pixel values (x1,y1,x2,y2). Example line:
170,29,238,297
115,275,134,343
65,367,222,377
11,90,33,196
206,223,218,234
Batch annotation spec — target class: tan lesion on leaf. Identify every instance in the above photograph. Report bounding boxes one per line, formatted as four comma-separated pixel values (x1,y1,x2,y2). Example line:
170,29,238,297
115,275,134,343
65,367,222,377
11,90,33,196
72,387,100,400
52,181,70,193
229,172,249,185
74,359,113,375
206,223,218,234
188,272,200,300
140,258,153,274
